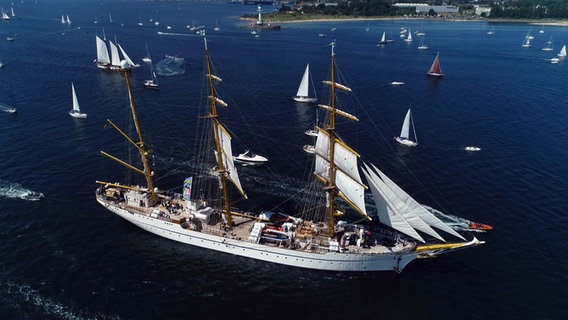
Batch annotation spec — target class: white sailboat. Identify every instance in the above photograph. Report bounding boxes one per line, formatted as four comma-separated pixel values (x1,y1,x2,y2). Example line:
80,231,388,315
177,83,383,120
377,31,387,45
2,10,10,21
557,45,566,57
143,45,159,90
417,36,428,50
61,14,65,24
394,108,418,147
69,82,87,119
293,64,317,103
522,31,531,48
404,29,413,42
95,35,138,71
95,38,483,273
542,36,553,51
487,26,494,35
66,15,71,25
11,7,15,17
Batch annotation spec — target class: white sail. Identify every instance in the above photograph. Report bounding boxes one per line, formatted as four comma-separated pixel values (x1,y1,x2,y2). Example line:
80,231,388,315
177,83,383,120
379,32,386,44
314,129,367,216
96,36,110,65
109,41,121,67
118,44,138,67
369,163,465,240
400,109,412,139
362,165,425,242
216,124,246,198
61,15,65,24
296,64,311,97
558,45,567,57
66,15,71,25
71,82,80,112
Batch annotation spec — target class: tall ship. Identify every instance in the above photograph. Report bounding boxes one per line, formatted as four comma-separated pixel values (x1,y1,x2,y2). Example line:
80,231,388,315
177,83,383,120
95,37,484,273
95,35,139,71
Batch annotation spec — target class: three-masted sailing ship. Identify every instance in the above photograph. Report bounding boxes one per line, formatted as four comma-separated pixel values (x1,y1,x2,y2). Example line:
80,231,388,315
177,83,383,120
96,38,483,273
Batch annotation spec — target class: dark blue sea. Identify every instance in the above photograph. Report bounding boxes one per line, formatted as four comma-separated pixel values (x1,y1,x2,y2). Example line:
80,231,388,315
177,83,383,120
0,1,566,319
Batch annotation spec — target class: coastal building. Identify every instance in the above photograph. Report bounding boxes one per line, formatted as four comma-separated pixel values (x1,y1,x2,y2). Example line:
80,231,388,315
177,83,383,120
393,3,460,15
474,5,492,17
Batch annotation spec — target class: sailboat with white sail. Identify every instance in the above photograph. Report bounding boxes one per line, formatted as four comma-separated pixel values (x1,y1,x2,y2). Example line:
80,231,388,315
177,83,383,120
143,45,159,90
417,36,428,50
404,29,413,42
2,10,10,21
95,35,139,71
377,31,387,45
293,64,317,103
557,45,566,57
61,14,65,24
95,38,483,273
394,108,418,147
69,82,87,119
542,36,554,51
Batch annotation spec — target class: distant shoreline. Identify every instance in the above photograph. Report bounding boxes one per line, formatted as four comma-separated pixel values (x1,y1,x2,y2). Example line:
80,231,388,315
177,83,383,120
240,15,568,27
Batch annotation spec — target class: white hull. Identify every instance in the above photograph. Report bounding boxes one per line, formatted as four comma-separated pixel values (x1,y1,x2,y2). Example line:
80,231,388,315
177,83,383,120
395,137,418,147
97,197,419,272
69,110,87,118
293,96,317,103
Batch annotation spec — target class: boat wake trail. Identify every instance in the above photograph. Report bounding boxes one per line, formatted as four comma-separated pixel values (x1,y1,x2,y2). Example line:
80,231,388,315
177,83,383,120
0,180,44,201
0,281,120,320
155,56,185,76
0,102,16,114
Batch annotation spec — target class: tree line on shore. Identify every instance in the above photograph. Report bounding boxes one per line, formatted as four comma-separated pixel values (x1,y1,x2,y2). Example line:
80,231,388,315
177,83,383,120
276,0,568,19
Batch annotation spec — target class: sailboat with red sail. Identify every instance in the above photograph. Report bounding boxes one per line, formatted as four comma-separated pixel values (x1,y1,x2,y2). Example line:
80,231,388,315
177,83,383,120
427,52,443,78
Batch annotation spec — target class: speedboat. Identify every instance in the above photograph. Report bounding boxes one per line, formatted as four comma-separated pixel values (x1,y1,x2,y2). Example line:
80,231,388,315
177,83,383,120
469,221,493,232
391,81,405,86
465,146,481,152
235,150,268,163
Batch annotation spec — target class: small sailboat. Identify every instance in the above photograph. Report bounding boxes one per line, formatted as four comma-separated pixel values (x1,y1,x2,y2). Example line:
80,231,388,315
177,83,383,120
522,31,531,48
2,10,10,21
95,35,138,71
69,82,87,119
539,25,544,34
487,26,494,35
465,146,481,152
142,42,152,63
417,36,428,50
542,36,553,51
404,29,413,42
377,31,387,45
426,53,443,77
557,45,566,57
11,7,15,17
550,57,560,64
214,20,220,31
66,14,71,25
144,45,159,90
394,108,418,147
61,14,65,24
293,64,317,103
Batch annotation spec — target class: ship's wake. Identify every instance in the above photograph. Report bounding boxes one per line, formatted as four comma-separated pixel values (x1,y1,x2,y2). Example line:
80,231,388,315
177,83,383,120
155,56,185,76
0,180,44,201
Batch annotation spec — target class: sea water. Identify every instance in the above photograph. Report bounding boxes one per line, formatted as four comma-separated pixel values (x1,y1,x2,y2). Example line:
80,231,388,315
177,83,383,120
0,1,566,319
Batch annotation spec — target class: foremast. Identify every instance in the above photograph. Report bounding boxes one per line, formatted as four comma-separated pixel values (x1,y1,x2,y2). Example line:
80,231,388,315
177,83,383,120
203,34,247,228
97,63,156,203
316,41,370,237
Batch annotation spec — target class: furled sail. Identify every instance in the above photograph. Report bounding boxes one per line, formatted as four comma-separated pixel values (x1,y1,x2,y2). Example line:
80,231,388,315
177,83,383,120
369,163,465,240
314,128,367,217
216,123,246,198
96,36,110,64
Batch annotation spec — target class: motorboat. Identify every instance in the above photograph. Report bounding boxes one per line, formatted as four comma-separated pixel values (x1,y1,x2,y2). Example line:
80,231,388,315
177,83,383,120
235,150,268,163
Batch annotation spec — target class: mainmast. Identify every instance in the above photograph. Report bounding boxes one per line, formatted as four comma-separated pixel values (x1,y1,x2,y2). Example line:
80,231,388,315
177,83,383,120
99,62,156,203
326,42,339,237
203,35,247,228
